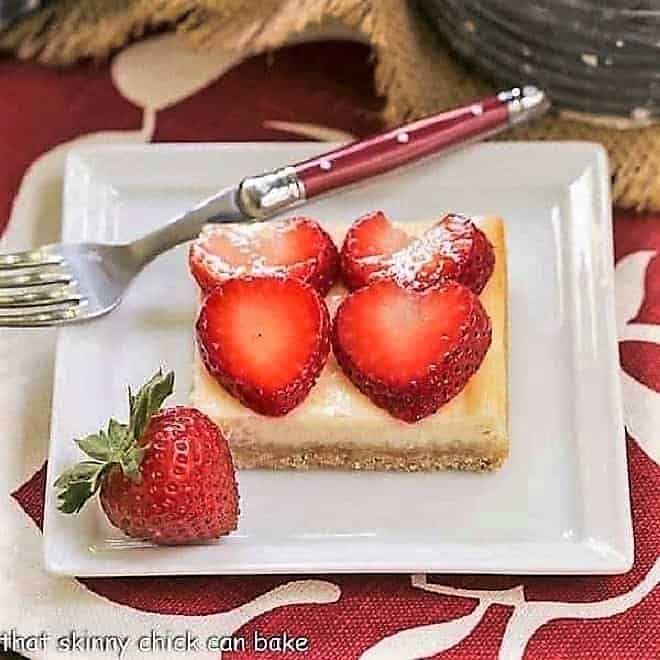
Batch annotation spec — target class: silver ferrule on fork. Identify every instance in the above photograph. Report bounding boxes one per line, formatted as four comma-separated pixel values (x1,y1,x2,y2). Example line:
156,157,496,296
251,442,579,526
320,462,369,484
499,85,551,126
238,166,306,220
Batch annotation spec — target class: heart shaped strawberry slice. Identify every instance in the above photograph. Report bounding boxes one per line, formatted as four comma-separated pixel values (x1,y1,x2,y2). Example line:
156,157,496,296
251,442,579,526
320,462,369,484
340,211,494,294
196,277,330,416
190,217,339,295
332,279,492,422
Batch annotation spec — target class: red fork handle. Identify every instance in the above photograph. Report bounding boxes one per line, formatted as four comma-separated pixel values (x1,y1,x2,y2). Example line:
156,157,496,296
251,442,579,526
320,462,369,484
235,87,549,220
294,96,508,199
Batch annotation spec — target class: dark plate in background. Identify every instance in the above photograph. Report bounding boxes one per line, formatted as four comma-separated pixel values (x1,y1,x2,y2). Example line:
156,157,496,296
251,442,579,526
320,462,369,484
0,0,45,30
418,0,660,119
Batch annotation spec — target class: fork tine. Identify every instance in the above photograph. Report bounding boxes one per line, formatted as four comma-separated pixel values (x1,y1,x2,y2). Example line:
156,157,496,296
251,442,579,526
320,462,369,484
0,268,73,288
0,287,84,309
0,249,63,270
0,305,82,327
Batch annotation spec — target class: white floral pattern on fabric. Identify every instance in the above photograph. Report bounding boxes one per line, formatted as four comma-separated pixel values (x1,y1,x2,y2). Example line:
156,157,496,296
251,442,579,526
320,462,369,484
358,561,660,659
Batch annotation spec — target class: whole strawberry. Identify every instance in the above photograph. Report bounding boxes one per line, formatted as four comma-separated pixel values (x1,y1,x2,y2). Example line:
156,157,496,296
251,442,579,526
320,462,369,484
54,370,239,545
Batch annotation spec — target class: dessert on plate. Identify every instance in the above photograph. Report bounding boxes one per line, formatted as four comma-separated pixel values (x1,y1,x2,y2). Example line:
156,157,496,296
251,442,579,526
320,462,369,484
190,211,508,472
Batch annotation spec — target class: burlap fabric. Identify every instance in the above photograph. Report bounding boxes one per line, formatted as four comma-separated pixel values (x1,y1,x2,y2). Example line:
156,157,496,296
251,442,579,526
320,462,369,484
2,0,659,210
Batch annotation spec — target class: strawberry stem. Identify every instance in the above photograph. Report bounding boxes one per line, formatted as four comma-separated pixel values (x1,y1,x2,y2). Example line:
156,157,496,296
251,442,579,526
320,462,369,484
54,369,175,514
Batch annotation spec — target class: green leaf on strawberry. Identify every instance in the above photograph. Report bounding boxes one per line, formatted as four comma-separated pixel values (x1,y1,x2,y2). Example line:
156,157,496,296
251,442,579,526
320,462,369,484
54,369,175,514
129,370,175,441
53,461,108,513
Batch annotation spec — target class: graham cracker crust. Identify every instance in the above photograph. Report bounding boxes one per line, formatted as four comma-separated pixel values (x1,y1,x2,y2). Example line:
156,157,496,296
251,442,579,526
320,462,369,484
232,444,509,472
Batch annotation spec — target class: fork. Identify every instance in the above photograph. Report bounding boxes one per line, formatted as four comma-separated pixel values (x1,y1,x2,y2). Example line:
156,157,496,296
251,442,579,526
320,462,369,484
0,86,549,327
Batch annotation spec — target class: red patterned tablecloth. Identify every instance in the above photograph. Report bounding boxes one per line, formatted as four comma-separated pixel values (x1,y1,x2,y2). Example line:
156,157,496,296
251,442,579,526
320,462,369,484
1,40,659,660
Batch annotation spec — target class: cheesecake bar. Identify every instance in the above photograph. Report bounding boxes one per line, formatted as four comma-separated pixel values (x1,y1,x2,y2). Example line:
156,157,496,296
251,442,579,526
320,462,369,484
191,216,508,472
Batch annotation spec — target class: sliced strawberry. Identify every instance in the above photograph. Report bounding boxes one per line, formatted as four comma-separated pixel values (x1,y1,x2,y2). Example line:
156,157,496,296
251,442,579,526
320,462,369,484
414,213,496,293
189,217,339,295
196,277,331,416
340,210,410,290
340,212,495,294
332,279,492,422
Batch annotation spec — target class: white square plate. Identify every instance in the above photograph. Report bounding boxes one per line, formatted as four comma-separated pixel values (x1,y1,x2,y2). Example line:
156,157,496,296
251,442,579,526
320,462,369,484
43,142,633,576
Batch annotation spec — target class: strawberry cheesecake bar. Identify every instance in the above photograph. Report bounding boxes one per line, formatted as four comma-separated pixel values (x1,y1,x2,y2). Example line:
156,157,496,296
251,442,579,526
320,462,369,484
190,212,508,472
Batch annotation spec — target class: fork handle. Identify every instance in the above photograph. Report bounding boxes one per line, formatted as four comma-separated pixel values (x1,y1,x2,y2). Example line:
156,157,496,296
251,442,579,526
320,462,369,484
295,97,506,198
238,86,549,219
130,87,549,267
